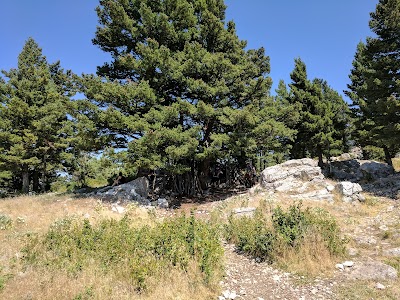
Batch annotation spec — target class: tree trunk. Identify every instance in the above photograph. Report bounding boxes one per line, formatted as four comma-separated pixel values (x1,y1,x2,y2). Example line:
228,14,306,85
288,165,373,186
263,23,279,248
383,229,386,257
22,165,29,194
198,158,211,190
383,145,393,168
41,156,47,192
317,146,324,168
33,170,40,193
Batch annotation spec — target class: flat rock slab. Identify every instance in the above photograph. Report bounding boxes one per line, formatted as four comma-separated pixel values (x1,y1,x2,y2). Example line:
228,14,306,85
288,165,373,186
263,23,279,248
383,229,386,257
383,248,400,257
346,261,398,281
233,207,256,217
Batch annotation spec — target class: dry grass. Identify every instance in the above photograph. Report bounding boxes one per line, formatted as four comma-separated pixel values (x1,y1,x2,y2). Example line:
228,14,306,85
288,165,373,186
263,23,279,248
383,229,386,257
275,232,336,277
1,263,216,300
0,194,219,300
335,280,400,300
1,188,399,299
392,157,400,172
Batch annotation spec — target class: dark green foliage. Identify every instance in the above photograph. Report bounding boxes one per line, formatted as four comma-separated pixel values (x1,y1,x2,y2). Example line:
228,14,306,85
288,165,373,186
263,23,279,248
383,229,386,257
272,204,310,247
0,38,76,193
224,210,275,262
224,203,345,262
288,59,350,165
23,214,224,291
78,0,295,193
346,0,400,165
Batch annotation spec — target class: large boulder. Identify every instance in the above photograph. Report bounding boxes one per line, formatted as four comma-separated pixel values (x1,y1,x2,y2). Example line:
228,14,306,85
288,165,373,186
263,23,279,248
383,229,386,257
334,181,365,203
261,158,324,193
96,177,150,204
260,159,334,201
330,159,393,182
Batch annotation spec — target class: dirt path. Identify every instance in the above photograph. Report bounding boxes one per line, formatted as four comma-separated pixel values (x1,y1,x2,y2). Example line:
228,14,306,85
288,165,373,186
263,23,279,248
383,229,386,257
220,243,338,300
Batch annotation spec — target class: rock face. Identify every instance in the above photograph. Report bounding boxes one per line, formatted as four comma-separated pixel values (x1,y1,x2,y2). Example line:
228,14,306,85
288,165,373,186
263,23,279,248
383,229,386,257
96,177,151,205
334,181,365,203
259,158,375,203
362,173,400,199
261,158,324,192
346,261,398,281
330,159,393,182
261,158,333,202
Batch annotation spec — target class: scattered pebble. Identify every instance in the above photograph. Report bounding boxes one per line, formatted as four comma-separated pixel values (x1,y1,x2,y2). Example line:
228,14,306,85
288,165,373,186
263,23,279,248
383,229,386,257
376,282,386,290
343,261,354,267
335,263,344,270
379,225,389,231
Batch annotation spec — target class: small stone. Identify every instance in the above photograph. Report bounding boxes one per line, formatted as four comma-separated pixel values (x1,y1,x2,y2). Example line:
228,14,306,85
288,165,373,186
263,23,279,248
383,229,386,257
335,263,344,270
376,283,385,290
83,213,90,219
222,290,231,299
112,205,125,214
257,298,265,300
272,274,281,282
218,296,225,300
379,225,389,231
17,217,25,223
228,291,237,299
343,261,354,267
348,248,358,256
157,198,169,208
311,288,318,294
326,185,335,192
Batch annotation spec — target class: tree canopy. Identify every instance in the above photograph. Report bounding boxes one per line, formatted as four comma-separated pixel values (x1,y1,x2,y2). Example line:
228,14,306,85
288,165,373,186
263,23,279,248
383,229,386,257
346,0,400,165
0,38,75,192
78,0,297,194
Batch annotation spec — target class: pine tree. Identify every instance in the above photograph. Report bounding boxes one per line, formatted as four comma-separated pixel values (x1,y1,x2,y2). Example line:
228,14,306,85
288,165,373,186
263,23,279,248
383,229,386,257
82,0,279,194
314,79,351,157
0,38,74,193
346,0,400,166
288,58,340,167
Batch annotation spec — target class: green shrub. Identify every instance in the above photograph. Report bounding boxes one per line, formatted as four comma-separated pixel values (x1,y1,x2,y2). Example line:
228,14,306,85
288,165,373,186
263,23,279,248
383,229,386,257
0,214,12,230
23,214,223,291
224,210,275,262
272,203,310,247
224,203,345,263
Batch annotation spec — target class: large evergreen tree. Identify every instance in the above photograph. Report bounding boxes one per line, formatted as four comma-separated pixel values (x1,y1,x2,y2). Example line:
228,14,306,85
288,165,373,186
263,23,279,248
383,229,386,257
288,58,331,166
288,58,349,166
80,0,290,194
0,38,74,193
346,0,400,166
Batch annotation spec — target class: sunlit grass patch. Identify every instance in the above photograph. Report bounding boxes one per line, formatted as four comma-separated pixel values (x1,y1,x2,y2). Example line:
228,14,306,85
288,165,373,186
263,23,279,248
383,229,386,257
21,214,224,295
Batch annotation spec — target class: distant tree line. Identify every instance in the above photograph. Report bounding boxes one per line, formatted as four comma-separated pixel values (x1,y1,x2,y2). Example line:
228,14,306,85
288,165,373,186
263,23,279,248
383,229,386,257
0,0,398,195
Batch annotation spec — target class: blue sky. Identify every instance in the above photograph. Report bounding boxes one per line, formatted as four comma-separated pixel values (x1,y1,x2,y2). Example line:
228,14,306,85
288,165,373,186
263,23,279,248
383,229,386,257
0,0,378,101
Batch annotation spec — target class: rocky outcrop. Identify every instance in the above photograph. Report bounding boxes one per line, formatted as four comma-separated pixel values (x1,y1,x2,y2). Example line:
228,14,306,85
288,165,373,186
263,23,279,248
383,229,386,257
362,173,400,199
259,158,373,203
78,177,171,208
329,159,393,182
261,159,333,202
261,158,324,192
334,181,365,203
346,261,398,281
97,177,150,204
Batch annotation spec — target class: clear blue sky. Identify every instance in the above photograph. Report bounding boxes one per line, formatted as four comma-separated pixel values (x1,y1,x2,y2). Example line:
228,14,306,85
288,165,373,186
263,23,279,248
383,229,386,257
0,0,378,101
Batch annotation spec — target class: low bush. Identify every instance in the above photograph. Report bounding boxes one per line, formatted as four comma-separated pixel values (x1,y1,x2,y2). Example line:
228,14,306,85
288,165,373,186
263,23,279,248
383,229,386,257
22,214,224,292
0,214,12,230
224,203,346,268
